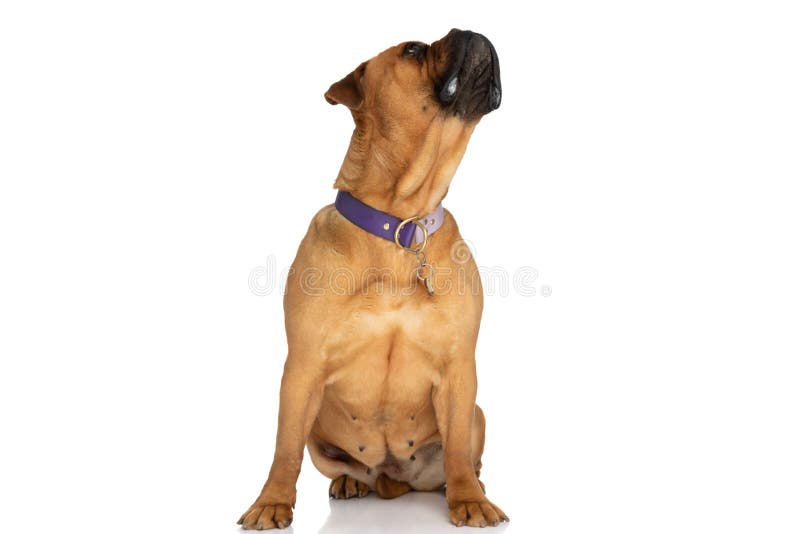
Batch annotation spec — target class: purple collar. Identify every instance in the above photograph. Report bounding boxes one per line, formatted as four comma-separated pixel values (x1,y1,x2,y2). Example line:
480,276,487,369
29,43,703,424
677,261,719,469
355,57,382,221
334,191,444,248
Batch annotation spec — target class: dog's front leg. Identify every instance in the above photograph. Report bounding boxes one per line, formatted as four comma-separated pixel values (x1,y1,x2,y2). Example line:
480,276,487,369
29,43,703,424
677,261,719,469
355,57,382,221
238,357,324,530
433,357,508,527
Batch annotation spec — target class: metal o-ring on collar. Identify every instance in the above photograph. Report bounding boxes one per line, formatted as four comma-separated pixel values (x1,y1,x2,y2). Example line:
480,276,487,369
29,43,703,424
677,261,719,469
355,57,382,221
393,216,429,253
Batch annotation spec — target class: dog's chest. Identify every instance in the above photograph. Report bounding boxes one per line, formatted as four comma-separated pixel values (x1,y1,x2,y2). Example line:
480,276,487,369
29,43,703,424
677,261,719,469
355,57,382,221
326,323,440,408
323,300,461,394
325,293,465,361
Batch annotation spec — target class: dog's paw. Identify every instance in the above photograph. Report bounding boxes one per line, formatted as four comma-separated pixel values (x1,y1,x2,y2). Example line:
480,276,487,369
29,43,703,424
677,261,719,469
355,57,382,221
329,475,370,499
237,502,293,530
448,498,509,527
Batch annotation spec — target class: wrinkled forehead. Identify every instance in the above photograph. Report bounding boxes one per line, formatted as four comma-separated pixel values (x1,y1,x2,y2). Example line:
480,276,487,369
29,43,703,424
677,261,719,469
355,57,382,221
362,42,429,89
365,44,405,74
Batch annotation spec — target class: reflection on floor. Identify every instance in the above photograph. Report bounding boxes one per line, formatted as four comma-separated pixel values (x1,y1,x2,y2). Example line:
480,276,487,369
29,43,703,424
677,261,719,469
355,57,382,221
317,490,510,534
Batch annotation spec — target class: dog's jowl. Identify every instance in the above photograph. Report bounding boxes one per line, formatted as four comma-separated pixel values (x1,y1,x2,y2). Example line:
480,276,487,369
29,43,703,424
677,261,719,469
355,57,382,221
238,29,507,529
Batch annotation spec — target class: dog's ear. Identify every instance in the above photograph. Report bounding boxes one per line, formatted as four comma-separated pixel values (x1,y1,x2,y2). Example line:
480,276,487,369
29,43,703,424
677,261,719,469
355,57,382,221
324,63,366,110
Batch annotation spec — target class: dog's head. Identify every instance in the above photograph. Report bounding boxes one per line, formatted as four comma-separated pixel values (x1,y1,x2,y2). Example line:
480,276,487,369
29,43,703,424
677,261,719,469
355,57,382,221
325,28,501,123
324,29,501,210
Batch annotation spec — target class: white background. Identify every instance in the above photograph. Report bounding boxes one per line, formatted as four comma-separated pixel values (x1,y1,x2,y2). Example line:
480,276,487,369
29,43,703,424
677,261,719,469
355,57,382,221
1,1,799,533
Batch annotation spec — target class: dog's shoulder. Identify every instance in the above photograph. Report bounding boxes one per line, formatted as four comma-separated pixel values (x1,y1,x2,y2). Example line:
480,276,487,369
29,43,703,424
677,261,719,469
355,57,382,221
304,203,351,245
290,204,355,267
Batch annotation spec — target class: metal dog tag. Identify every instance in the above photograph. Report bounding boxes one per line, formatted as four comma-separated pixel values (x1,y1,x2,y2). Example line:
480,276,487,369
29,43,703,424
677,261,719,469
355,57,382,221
424,276,434,296
415,262,435,296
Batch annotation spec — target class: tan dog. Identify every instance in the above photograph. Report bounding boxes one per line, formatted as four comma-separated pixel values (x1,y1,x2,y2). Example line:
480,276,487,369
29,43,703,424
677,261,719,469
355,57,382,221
238,29,506,529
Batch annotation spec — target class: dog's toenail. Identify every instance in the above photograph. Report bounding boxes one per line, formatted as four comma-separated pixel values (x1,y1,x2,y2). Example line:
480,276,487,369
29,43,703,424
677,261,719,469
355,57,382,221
358,445,365,452
352,415,357,420
410,415,415,420
408,440,414,446
366,467,372,474
410,455,416,461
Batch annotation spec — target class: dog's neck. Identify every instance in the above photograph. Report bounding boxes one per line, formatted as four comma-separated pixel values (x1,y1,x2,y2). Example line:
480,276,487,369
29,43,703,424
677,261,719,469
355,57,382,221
333,115,476,219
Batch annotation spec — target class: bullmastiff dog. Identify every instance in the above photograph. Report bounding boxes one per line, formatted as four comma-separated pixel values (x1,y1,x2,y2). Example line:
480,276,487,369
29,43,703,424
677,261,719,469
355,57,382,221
238,28,506,529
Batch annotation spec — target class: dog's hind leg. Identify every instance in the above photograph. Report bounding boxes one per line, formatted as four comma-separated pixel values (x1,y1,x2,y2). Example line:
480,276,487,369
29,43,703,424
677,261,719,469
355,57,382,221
307,434,377,499
329,475,370,499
